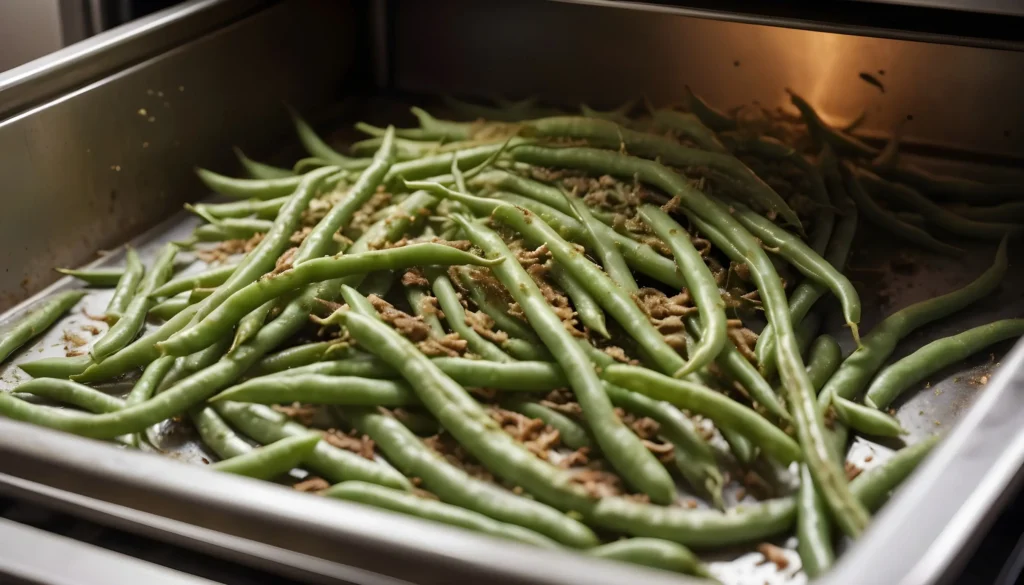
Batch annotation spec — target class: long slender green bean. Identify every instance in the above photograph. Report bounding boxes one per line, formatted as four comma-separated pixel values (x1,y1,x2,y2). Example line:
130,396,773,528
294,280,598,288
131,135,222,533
13,379,124,413
682,87,737,132
56,268,123,287
454,267,538,343
92,243,178,360
503,144,867,533
427,268,513,362
849,435,941,512
288,108,372,170
189,197,289,221
192,405,253,459
640,205,727,377
562,190,638,292
211,374,416,405
586,538,710,577
649,108,727,153
324,481,559,548
195,167,340,200
797,464,834,578
343,407,599,548
105,248,143,323
232,147,293,179
151,264,237,298
247,341,350,376
950,200,1024,223
548,264,610,339
208,433,320,479
18,354,93,379
831,395,904,437
0,291,85,365
866,319,1024,410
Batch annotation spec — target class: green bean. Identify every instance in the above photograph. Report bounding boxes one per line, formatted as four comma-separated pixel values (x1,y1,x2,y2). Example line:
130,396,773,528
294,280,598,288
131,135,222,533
820,237,1009,406
247,341,349,376
211,374,416,405
232,147,293,179
563,190,638,292
603,383,725,509
216,401,411,490
427,268,513,362
488,186,686,289
186,220,268,244
151,264,237,298
849,435,941,512
589,496,796,549
18,355,93,379
797,464,834,579
844,163,963,256
469,169,615,226
756,148,857,380
191,405,252,459
418,184,688,378
831,395,904,437
231,300,274,349
602,363,799,464
342,407,599,548
450,216,677,504
682,86,737,132
587,538,710,577
0,291,85,365
148,297,190,320
403,279,446,338
391,409,439,436
384,140,524,187
454,267,538,342
502,338,555,362
342,288,667,507
523,116,802,229
350,135,437,160
508,144,867,535
857,168,1022,240
296,127,397,263
950,200,1024,223
649,108,727,153
93,243,178,360
105,248,143,323
13,379,124,413
287,108,372,170
806,335,842,392
160,244,501,356
324,481,559,548
56,268,123,287
126,355,176,407
355,121,435,142
189,196,289,221
640,206,727,377
788,92,878,158
208,433,320,479
195,167,337,200
866,319,1024,410
505,400,592,450
293,157,333,173
684,315,790,423
720,426,758,465
548,264,610,339
723,199,861,341
406,107,476,141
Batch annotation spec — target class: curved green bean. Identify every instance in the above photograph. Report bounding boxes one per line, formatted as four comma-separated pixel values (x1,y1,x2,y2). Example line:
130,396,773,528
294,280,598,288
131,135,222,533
247,341,348,377
649,108,727,153
788,92,878,158
93,243,178,360
208,433,320,479
192,405,252,459
548,264,610,339
18,354,93,379
563,190,638,292
951,200,1024,223
342,407,599,548
56,268,123,287
195,167,337,200
586,538,710,577
151,264,237,298
602,365,799,464
505,399,592,450
682,86,737,132
324,481,559,548
189,196,289,221
105,248,143,323
13,378,124,413
233,147,293,179
865,319,1024,410
211,374,416,405
427,268,513,362
640,205,727,377
454,267,538,343
216,401,411,490
820,237,1008,406
287,108,372,170
0,290,85,365
858,168,1021,240
831,395,904,437
849,435,941,512
806,335,842,392
126,355,176,406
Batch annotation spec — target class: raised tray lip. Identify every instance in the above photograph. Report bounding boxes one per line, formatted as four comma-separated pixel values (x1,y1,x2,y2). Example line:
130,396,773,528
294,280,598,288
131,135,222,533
0,0,267,119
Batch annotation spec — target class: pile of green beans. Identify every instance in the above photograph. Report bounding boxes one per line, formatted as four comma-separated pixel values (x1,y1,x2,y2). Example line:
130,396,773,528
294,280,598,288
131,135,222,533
3,95,1020,580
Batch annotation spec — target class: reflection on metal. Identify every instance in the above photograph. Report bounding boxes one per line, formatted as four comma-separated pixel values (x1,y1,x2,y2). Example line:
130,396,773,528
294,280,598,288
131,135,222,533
394,0,1024,160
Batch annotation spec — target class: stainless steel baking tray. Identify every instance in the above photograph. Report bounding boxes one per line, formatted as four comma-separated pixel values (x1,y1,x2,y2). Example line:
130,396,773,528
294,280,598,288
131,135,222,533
0,1,1022,584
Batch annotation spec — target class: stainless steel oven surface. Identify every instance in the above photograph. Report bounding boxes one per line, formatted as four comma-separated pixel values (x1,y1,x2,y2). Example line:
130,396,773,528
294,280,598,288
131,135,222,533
0,1,1021,584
